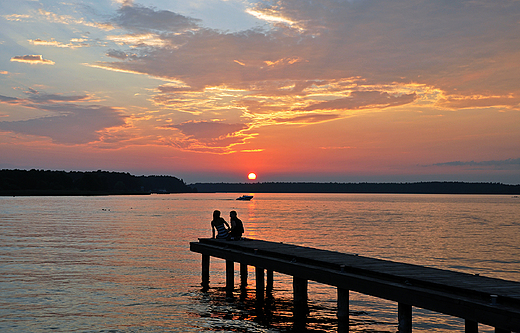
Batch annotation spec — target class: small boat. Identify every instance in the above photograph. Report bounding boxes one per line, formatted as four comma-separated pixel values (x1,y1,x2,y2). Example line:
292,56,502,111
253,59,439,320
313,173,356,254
236,195,253,201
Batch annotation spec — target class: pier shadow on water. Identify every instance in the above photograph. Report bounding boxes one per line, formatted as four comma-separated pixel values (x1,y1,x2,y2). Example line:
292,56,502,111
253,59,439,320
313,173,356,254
189,285,395,333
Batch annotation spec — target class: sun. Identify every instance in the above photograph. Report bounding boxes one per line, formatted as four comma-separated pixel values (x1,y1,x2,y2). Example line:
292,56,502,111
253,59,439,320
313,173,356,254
247,172,257,180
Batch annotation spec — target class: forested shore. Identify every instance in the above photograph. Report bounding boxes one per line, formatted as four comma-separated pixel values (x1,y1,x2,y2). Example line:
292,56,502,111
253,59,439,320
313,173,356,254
0,169,194,196
2,169,519,196
190,181,520,194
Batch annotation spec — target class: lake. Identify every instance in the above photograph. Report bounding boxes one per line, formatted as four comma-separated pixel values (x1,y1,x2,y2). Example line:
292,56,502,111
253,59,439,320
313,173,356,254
1,193,519,332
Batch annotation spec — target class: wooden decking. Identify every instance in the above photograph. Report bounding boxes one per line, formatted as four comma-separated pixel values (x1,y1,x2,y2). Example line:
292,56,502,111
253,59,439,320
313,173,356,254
190,238,520,332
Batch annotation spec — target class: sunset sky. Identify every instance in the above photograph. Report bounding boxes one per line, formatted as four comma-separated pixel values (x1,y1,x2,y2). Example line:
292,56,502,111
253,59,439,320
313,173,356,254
1,0,519,183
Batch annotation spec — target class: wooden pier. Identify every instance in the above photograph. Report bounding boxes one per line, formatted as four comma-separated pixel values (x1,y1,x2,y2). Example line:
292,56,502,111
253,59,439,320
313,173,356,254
190,238,520,332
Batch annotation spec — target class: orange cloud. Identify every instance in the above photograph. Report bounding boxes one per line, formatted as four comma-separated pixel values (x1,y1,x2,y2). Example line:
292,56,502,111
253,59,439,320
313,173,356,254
245,6,303,31
265,57,305,67
437,95,520,110
28,38,89,49
106,33,167,47
301,91,418,111
157,120,253,154
273,113,340,124
319,146,355,150
3,14,30,21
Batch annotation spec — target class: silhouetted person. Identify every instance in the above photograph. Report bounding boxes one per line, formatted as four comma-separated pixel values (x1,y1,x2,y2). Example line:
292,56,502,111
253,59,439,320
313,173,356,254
211,210,230,239
229,210,244,240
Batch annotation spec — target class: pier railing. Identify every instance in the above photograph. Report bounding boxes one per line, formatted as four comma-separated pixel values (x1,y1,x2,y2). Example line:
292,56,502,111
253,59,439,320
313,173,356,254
190,238,520,332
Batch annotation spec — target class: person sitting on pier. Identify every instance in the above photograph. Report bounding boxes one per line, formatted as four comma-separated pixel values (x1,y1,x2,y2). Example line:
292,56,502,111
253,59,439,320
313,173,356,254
228,210,244,240
211,210,230,239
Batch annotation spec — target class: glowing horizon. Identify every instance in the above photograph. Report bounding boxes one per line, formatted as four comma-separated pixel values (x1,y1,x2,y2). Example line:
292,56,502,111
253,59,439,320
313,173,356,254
1,0,519,184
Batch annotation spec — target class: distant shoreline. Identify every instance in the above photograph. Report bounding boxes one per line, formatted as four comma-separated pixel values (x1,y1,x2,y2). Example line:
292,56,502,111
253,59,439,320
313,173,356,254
189,181,520,195
1,169,519,196
0,169,194,196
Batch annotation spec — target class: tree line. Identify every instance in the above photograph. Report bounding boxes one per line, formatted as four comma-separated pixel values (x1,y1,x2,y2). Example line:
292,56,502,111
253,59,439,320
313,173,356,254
2,169,519,195
0,169,195,195
189,181,520,194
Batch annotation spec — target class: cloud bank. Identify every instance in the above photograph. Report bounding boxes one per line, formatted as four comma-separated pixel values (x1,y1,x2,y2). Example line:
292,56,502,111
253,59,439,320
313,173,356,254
92,0,520,153
100,1,520,100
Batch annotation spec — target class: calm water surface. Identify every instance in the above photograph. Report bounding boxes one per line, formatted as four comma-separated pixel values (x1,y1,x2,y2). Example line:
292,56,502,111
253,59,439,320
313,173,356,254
1,193,519,332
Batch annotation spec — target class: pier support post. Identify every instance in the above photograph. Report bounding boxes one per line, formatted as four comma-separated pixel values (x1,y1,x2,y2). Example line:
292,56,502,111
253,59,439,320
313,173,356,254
465,319,478,333
337,288,349,333
293,276,308,329
201,254,210,290
398,303,412,333
256,267,264,304
266,270,274,297
240,263,248,288
226,260,234,298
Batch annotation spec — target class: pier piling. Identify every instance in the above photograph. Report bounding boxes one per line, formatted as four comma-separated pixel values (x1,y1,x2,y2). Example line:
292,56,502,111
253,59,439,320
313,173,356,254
337,288,349,333
255,266,264,304
240,263,248,289
465,319,478,333
293,276,308,330
226,260,234,298
398,303,412,333
201,254,210,290
266,269,274,297
293,276,308,318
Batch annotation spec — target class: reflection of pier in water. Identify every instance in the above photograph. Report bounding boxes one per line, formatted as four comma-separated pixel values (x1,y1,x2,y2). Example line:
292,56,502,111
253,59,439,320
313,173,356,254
190,238,520,332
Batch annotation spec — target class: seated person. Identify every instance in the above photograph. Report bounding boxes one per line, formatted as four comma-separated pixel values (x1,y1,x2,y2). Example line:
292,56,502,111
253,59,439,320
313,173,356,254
228,210,244,240
211,210,230,239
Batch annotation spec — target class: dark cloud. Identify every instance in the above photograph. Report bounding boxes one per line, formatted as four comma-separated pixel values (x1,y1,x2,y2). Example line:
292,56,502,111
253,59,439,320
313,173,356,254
106,49,128,59
429,158,520,170
431,158,520,169
168,120,247,140
23,89,89,104
99,27,294,91
0,105,125,144
0,94,23,104
10,55,55,64
0,90,126,144
259,0,520,98
300,91,417,111
112,3,200,33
